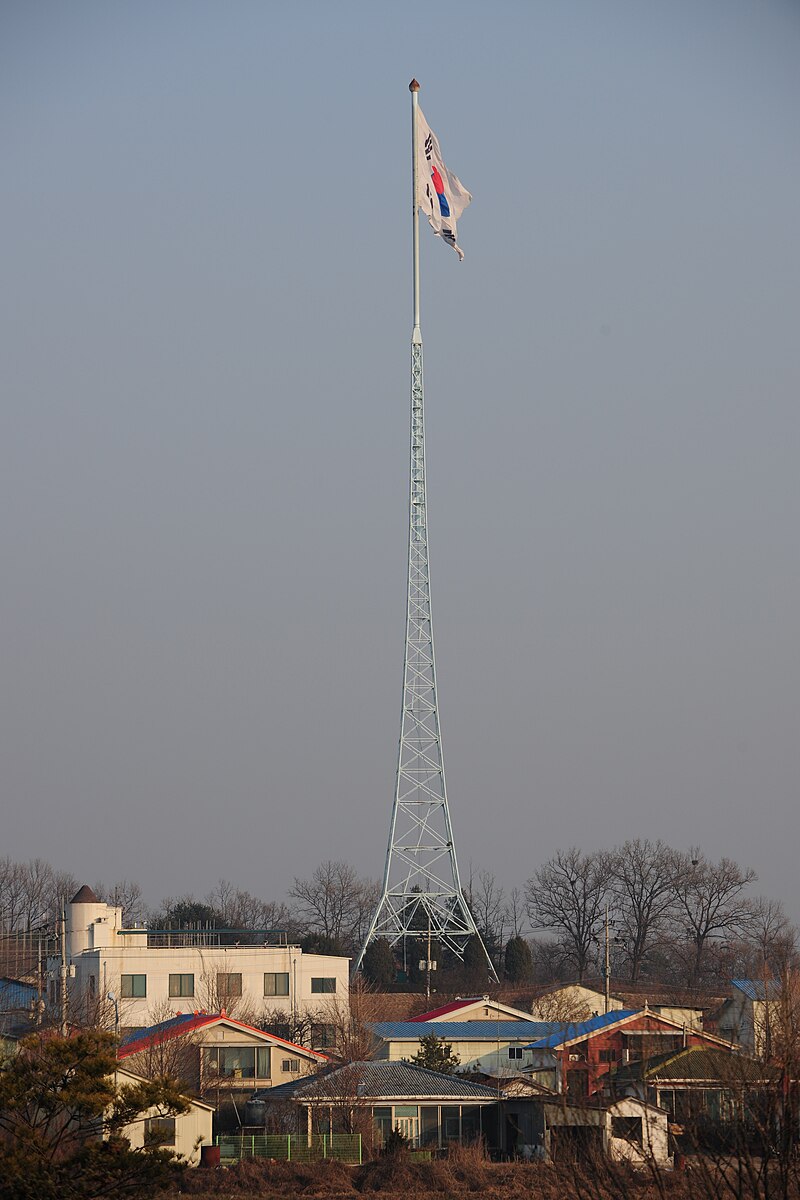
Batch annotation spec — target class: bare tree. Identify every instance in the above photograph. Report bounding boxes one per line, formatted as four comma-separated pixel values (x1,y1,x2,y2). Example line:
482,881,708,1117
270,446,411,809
749,896,797,973
92,879,146,927
672,848,757,986
465,865,507,968
289,861,379,955
525,848,611,982
608,839,681,983
0,858,78,933
204,878,300,939
320,975,381,1063
507,887,526,941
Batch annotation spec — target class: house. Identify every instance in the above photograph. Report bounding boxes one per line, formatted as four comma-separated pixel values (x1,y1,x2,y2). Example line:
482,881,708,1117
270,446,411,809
541,1096,670,1167
525,1008,731,1099
247,1059,500,1152
118,1012,328,1099
370,1019,561,1073
0,977,39,1033
116,1065,214,1164
530,984,624,1022
530,982,711,1032
612,982,720,1032
409,996,535,1023
49,886,349,1042
609,1043,777,1128
716,979,781,1056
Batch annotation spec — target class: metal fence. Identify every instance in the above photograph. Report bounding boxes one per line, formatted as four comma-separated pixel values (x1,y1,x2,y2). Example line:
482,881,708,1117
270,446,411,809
216,1133,362,1164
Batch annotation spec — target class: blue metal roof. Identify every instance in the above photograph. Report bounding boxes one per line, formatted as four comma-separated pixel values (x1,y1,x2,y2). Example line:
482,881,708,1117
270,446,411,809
526,1009,639,1050
119,1012,199,1050
371,1020,562,1041
732,979,781,1002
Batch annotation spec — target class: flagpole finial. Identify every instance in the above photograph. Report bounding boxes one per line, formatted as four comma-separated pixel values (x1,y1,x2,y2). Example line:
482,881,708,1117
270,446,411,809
409,79,420,92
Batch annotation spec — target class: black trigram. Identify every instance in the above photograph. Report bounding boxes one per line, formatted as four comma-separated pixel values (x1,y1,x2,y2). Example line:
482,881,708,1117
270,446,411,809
424,133,434,161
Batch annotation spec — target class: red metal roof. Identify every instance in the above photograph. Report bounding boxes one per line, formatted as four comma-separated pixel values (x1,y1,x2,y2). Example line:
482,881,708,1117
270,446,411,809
118,1012,329,1061
409,998,484,1022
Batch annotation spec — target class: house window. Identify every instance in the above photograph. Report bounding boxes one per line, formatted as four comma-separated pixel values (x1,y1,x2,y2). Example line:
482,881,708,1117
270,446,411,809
599,1049,617,1062
264,972,290,997
256,1047,271,1078
169,973,195,998
312,1023,336,1050
508,1047,524,1060
311,977,336,994
217,973,242,999
120,974,146,999
611,1116,643,1145
88,975,96,1000
144,1117,176,1147
205,1046,256,1079
282,1058,300,1073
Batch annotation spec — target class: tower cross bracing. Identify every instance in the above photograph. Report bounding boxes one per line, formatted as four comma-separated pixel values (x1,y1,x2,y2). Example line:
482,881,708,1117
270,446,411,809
356,338,495,978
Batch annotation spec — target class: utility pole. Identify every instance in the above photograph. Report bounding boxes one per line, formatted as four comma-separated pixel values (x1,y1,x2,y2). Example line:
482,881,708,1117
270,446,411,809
60,898,68,1036
604,905,611,1015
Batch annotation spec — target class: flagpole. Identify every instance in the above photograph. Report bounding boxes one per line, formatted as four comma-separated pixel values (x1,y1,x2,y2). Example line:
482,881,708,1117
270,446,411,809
410,78,422,344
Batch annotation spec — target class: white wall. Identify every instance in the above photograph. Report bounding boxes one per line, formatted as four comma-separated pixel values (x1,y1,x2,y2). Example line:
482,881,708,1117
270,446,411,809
54,899,350,1033
118,1069,213,1164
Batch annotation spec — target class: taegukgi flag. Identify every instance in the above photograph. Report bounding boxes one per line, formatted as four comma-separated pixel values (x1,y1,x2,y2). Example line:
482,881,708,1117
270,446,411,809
416,107,472,260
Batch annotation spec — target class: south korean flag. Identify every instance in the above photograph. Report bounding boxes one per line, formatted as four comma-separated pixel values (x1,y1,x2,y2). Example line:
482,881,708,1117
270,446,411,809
415,106,472,260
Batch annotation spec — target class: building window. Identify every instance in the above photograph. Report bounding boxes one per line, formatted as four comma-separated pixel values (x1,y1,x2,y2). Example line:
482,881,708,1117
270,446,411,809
264,972,290,997
204,1046,257,1079
256,1047,271,1078
169,973,195,998
311,1023,337,1050
599,1048,617,1062
263,1021,291,1041
217,973,242,999
281,1058,300,1073
311,977,336,994
144,1117,176,1147
508,1047,523,1060
120,974,146,999
611,1116,643,1145
88,975,96,1000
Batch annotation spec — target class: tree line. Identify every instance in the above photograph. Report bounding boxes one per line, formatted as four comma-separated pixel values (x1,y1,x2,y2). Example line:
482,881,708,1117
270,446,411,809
1,841,795,993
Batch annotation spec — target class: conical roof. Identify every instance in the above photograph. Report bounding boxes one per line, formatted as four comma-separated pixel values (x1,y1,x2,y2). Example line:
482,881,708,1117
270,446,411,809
70,884,99,904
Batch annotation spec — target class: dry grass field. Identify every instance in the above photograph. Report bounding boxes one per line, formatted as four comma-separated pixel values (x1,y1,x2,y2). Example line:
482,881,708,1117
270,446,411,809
165,1145,798,1200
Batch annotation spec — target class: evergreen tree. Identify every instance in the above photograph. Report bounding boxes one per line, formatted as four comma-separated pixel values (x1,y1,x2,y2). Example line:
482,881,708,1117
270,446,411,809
0,1030,187,1200
410,1034,460,1075
504,935,533,982
361,937,396,990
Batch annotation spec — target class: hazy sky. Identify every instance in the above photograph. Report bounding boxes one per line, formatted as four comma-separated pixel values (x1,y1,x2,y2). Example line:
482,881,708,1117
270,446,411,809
2,1,799,922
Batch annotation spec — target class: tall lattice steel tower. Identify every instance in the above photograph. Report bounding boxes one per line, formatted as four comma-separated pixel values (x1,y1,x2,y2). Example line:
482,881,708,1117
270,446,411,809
355,82,497,982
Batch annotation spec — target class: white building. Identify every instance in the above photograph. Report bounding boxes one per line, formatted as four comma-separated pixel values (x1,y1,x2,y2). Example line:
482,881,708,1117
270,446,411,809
716,978,781,1056
116,1065,214,1164
51,886,349,1043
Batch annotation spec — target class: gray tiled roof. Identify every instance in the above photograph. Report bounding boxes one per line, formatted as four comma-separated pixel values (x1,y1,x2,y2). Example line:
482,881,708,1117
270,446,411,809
255,1060,499,1103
